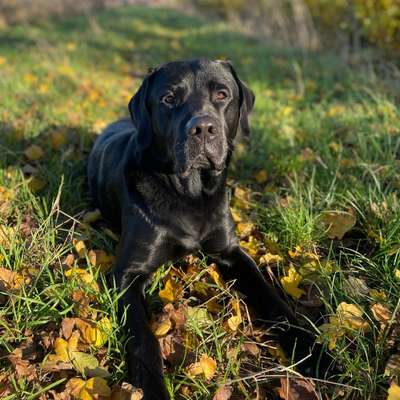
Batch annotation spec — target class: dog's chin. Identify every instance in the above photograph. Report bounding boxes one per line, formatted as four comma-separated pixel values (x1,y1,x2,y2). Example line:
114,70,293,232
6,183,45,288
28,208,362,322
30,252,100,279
176,160,224,178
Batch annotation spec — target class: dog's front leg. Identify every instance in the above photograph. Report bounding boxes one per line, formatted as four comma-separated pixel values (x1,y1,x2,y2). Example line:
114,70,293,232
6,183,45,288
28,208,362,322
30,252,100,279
212,245,329,376
113,226,170,400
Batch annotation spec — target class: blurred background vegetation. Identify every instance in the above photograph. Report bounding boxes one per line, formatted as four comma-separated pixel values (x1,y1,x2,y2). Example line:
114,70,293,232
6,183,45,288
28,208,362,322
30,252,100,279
1,0,399,56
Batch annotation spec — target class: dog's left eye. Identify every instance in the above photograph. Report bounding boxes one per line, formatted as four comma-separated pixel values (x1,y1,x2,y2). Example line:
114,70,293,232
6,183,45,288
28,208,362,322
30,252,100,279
162,93,175,105
215,90,228,101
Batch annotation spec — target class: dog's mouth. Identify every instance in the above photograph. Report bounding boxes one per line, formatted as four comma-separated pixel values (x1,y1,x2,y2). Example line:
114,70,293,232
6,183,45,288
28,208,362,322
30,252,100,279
176,157,224,178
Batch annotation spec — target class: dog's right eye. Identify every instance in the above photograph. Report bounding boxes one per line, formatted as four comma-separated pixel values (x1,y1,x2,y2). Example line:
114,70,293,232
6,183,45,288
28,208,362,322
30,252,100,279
162,93,175,105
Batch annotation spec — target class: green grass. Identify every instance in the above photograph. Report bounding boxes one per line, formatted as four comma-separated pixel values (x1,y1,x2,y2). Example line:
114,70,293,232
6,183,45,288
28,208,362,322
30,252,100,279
0,4,400,399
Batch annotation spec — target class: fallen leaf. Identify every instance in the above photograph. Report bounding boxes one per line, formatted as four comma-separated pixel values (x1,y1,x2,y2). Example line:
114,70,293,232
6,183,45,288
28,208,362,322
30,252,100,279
75,317,112,347
73,240,88,258
388,383,400,400
0,267,30,293
254,169,268,184
187,354,217,380
259,252,283,265
67,377,111,400
88,249,115,272
321,210,356,240
385,354,400,377
280,266,306,299
27,176,47,192
83,209,102,224
226,299,242,332
370,303,391,328
159,278,183,303
152,318,172,338
50,131,67,149
111,382,144,400
213,385,232,400
278,378,318,400
24,145,44,161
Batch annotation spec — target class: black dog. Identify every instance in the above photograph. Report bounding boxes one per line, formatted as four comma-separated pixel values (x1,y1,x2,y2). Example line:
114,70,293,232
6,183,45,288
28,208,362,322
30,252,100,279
88,59,327,399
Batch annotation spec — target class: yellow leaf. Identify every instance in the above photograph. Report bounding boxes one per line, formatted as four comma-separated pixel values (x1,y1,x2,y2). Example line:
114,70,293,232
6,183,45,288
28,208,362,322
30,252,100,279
369,289,387,302
230,207,242,223
28,176,47,193
207,265,224,288
50,131,67,149
288,245,302,258
24,145,44,161
73,239,88,258
88,249,114,273
267,344,288,364
79,377,111,400
0,56,6,65
0,225,15,248
327,104,346,117
159,278,182,303
388,383,400,400
187,354,217,380
259,253,283,265
254,169,268,184
280,266,305,299
239,236,260,258
395,269,400,279
236,222,254,236
321,210,356,240
152,318,172,338
336,302,369,330
83,209,102,224
75,317,111,347
65,268,94,284
66,377,86,397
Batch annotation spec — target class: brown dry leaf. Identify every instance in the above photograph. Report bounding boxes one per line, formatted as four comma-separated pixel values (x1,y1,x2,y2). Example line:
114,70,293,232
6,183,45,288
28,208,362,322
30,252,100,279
321,210,356,240
159,333,187,366
111,382,144,400
370,303,392,328
159,278,183,303
164,303,186,329
61,318,77,340
213,385,233,400
241,342,260,357
0,267,30,293
187,354,217,380
24,144,44,161
385,353,400,377
278,378,319,400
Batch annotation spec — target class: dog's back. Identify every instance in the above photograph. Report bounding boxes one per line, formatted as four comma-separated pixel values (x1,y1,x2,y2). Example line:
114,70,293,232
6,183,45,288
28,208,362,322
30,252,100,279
87,118,136,225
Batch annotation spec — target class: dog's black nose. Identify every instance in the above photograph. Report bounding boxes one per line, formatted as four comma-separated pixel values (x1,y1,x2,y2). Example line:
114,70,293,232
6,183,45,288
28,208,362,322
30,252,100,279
187,116,217,136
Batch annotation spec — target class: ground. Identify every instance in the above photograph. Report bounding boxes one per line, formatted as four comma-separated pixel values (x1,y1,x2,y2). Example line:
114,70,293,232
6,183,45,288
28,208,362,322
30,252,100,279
0,5,400,400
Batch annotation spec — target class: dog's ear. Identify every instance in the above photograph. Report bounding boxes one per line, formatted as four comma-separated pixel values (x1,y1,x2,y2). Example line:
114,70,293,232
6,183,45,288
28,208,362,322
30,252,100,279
128,67,159,157
221,61,255,138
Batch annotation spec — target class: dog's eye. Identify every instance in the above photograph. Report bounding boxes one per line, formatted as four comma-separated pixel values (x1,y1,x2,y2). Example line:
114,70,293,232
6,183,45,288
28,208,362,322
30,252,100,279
215,90,228,101
162,93,175,105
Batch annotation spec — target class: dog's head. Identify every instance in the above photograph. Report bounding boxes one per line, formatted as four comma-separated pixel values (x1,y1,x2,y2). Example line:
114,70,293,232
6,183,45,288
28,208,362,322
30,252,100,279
128,59,254,176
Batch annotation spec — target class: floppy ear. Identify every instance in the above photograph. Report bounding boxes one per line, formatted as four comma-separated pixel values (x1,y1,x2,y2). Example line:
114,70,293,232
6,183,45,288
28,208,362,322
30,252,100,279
127,67,159,158
223,61,255,138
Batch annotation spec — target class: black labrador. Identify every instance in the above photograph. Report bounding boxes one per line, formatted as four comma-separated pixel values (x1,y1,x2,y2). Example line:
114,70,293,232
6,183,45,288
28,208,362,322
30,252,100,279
87,59,328,399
